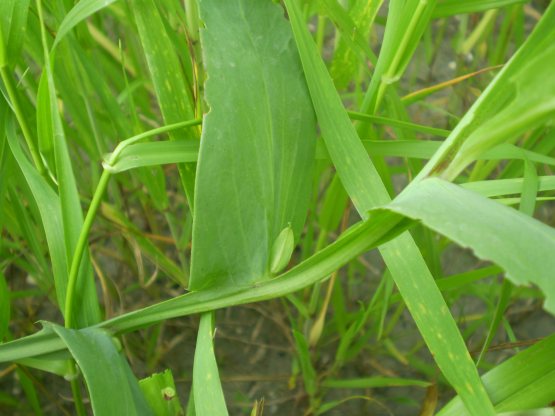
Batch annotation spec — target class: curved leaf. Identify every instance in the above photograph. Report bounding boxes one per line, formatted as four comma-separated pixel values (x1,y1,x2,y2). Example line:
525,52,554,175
53,0,117,48
389,177,555,314
50,324,153,416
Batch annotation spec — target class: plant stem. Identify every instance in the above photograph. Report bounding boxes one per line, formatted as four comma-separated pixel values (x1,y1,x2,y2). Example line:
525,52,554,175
65,118,202,327
69,362,87,416
64,169,111,328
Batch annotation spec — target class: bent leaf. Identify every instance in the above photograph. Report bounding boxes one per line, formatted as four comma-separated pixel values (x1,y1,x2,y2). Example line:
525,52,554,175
50,324,153,416
54,0,118,48
388,178,555,314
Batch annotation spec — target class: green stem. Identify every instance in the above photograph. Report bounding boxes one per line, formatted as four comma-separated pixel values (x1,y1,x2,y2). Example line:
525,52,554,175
64,118,202,327
64,169,111,328
0,66,47,177
105,118,202,168
69,361,87,416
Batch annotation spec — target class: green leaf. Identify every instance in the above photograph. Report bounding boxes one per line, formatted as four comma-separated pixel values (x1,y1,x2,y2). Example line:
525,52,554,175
132,0,198,209
38,11,101,328
418,2,555,181
6,120,69,316
329,0,382,89
322,377,430,389
139,369,183,416
282,0,495,413
105,141,199,173
438,333,555,415
50,323,153,416
16,350,72,376
292,329,317,397
193,313,228,416
105,139,555,174
53,0,118,48
36,73,53,155
0,0,31,67
433,0,528,18
388,177,555,314
463,175,555,197
359,0,438,115
190,0,317,290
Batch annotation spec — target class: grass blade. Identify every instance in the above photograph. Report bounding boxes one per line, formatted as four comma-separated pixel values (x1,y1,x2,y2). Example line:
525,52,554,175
0,0,31,67
438,334,555,415
282,0,495,413
6,119,69,316
50,323,153,415
139,369,183,416
416,1,555,181
54,0,118,48
193,313,228,416
132,0,198,210
389,177,555,314
433,0,528,18
35,2,100,328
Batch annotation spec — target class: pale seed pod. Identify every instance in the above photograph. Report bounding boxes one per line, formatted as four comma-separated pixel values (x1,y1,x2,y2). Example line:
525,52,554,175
270,225,294,275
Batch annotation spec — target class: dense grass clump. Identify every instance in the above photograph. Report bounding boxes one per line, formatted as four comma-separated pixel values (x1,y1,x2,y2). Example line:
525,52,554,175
1,0,555,414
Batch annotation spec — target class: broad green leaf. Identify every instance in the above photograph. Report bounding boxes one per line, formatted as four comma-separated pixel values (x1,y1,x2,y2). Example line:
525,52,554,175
0,0,31,67
139,369,183,416
438,333,555,415
190,0,317,290
388,177,555,314
283,0,495,413
193,313,228,416
433,0,528,18
132,0,198,210
50,324,153,416
53,0,118,48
